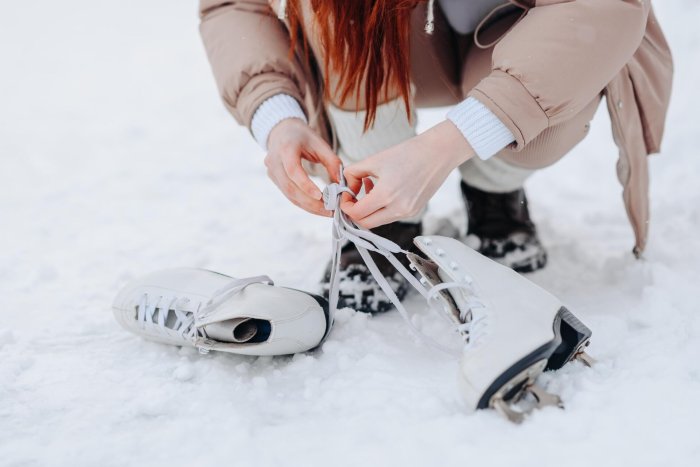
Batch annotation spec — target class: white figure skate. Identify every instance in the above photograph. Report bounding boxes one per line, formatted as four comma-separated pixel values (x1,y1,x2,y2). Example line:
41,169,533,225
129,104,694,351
409,236,592,422
113,268,330,356
323,174,593,423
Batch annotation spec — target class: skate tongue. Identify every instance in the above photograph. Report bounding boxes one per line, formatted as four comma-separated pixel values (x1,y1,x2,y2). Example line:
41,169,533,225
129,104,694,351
203,317,260,343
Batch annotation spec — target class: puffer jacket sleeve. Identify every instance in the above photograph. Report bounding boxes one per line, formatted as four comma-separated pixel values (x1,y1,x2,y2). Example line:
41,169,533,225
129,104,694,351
469,0,651,150
199,0,308,128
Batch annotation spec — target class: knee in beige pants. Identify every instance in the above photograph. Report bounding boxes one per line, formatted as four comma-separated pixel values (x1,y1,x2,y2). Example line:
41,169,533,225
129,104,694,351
459,157,535,193
459,92,602,192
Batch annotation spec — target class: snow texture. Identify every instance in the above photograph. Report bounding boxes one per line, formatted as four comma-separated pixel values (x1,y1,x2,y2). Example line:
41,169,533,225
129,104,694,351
1,1,699,466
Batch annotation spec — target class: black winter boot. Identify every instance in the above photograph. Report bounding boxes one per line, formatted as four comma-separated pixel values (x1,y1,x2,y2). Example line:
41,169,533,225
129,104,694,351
321,221,422,313
461,181,547,273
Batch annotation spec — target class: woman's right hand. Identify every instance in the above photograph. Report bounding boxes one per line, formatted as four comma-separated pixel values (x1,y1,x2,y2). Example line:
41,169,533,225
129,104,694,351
265,118,342,217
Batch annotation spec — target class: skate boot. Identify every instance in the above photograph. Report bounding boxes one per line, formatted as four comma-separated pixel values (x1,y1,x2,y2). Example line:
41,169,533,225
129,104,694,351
112,268,330,356
320,221,422,313
408,235,593,422
461,181,547,273
323,176,593,422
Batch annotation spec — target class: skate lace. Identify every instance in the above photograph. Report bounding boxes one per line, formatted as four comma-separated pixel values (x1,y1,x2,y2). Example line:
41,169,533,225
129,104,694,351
137,294,200,340
137,275,272,343
426,280,489,350
323,173,487,356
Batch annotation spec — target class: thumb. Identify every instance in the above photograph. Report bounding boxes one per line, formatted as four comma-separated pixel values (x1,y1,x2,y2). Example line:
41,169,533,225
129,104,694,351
343,161,374,196
310,137,342,183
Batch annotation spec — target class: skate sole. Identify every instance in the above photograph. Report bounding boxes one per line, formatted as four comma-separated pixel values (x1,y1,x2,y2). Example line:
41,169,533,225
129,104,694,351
476,341,558,410
476,307,590,410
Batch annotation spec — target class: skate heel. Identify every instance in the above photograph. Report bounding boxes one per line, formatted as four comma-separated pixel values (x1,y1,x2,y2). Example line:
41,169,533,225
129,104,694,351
546,307,594,371
487,359,563,424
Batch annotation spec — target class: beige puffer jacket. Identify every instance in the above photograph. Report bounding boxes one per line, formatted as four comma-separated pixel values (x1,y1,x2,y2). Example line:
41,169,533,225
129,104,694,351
199,0,673,257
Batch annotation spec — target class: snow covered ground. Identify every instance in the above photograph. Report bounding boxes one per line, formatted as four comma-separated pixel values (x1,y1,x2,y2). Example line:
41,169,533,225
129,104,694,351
1,1,699,466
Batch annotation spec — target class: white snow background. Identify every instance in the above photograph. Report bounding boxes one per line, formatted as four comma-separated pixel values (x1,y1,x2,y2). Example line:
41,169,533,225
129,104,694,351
1,1,699,466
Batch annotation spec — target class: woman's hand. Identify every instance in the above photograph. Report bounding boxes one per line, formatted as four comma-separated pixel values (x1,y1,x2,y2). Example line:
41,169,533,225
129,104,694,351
265,118,342,217
341,120,475,228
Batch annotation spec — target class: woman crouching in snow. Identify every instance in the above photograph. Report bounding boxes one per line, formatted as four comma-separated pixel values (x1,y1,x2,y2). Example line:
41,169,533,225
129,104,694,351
198,0,672,313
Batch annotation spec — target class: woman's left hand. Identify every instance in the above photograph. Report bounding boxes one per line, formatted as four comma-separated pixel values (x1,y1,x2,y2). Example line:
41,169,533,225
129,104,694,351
340,120,476,228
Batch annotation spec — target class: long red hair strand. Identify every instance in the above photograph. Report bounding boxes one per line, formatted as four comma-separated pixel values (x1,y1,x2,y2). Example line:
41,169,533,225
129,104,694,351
286,0,420,131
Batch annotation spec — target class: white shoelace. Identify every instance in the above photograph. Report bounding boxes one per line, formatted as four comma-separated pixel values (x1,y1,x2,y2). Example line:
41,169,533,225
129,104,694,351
137,275,273,343
425,281,489,351
323,173,487,355
138,294,199,339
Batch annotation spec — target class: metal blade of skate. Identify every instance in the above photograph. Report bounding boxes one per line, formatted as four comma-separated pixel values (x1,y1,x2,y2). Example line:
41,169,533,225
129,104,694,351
488,359,564,424
525,383,564,409
575,350,596,367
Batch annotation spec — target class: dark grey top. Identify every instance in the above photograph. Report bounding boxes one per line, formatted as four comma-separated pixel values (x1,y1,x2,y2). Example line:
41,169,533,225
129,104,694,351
438,0,507,34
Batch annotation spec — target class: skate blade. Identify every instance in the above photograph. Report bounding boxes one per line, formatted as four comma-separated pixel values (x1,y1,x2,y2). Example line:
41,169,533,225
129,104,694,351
525,383,564,409
570,338,595,367
489,359,563,424
575,350,596,367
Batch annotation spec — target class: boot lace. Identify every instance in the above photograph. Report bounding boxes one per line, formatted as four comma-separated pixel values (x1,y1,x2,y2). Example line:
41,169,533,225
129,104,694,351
323,173,488,356
136,275,273,343
137,294,199,339
425,279,489,351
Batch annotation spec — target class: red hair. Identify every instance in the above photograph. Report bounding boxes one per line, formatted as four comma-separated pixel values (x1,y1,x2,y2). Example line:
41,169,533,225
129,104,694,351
287,0,420,131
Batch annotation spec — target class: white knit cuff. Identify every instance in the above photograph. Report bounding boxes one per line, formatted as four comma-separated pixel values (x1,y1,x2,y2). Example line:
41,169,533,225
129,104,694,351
447,97,515,160
251,94,308,151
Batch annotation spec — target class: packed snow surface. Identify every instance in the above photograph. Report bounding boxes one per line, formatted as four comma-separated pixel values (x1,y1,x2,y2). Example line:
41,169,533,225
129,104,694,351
1,1,699,466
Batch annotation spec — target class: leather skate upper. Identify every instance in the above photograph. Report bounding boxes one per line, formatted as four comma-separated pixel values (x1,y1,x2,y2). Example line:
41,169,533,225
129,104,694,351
413,236,562,408
112,268,328,356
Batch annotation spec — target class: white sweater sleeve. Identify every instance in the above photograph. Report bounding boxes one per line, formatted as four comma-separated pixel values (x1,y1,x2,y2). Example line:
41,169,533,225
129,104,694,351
446,97,515,160
250,94,308,151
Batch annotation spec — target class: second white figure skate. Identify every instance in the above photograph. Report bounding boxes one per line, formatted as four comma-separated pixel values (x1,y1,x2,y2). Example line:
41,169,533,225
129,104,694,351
323,174,594,423
113,268,330,356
